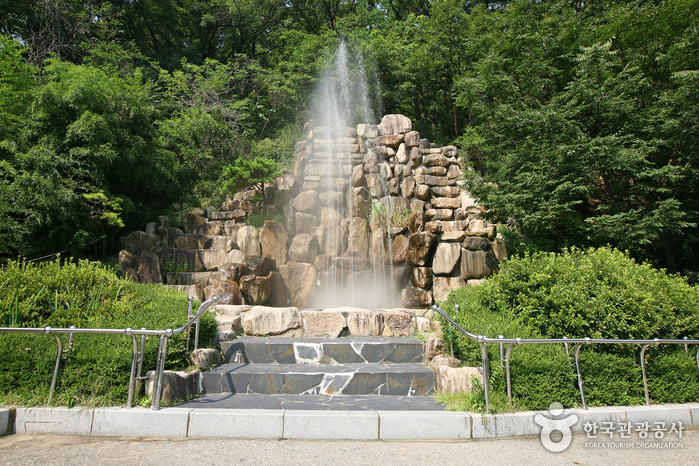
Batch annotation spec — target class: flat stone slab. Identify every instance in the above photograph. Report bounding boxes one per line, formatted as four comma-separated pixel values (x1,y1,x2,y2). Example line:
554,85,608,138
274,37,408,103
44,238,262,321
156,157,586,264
7,403,699,441
176,393,446,411
221,336,424,365
202,362,435,396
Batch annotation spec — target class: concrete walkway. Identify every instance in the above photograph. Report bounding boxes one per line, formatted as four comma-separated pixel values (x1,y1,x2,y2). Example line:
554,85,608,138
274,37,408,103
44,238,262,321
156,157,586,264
3,402,698,441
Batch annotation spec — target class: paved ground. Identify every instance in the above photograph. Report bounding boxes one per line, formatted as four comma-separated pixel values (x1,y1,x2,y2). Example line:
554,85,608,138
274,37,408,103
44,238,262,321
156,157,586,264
0,432,697,465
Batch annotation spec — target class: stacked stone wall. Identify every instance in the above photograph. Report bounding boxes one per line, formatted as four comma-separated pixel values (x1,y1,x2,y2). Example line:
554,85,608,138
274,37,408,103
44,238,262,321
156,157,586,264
117,114,506,312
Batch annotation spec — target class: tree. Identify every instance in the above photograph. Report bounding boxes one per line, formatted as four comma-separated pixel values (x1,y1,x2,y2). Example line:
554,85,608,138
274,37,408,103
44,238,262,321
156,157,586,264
220,158,281,213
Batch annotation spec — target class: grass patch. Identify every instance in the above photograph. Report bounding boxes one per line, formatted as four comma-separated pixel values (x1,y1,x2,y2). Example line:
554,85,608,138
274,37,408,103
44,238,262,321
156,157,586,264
0,258,217,407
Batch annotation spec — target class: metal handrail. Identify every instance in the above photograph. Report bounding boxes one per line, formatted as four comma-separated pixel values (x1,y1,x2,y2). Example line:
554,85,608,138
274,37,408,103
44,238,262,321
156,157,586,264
0,296,218,411
432,304,699,412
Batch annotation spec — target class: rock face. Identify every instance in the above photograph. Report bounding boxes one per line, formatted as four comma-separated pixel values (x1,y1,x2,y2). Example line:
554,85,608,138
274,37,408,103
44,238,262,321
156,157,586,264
242,306,302,336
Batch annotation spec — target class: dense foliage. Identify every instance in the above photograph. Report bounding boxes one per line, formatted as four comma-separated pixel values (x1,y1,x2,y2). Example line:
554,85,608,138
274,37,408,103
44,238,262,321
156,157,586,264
0,259,217,406
439,248,699,411
1,0,699,277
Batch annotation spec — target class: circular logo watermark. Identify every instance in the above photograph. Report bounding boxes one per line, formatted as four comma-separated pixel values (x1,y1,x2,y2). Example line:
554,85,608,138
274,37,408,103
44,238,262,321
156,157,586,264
534,402,579,452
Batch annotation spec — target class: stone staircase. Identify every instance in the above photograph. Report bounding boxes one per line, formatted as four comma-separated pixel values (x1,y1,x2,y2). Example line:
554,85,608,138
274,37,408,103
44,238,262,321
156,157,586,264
201,336,435,398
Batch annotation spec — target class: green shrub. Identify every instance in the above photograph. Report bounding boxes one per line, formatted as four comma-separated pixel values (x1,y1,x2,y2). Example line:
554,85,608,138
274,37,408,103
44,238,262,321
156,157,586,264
480,247,699,347
246,213,284,228
439,248,699,411
0,259,217,407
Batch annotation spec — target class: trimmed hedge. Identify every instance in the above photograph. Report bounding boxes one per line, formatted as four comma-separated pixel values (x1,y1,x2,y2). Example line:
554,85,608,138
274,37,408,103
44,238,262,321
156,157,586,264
439,247,699,411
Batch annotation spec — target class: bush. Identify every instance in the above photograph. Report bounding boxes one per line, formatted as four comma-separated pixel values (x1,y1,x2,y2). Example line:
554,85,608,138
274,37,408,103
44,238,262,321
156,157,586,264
439,247,699,411
0,259,217,407
480,247,699,346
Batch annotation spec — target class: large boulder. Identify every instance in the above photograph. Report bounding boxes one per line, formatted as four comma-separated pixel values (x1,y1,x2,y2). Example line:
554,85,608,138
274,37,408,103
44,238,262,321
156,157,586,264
288,234,320,264
245,255,276,277
126,231,160,255
302,310,346,338
183,212,206,233
200,249,228,270
347,187,370,219
342,218,369,259
432,243,462,275
401,288,433,308
406,232,438,267
145,369,200,404
314,225,348,257
241,306,302,336
239,274,272,305
432,276,466,302
237,226,261,257
190,348,222,371
380,310,413,337
268,271,294,307
390,235,410,263
411,267,433,289
460,249,498,280
259,221,288,265
436,366,484,394
345,309,383,336
138,251,162,284
278,262,318,309
378,114,412,135
226,249,247,264
293,190,320,213
204,280,241,305
118,250,136,269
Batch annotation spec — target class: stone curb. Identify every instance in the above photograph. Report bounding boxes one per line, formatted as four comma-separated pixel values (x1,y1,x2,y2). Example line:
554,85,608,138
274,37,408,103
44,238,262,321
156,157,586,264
7,404,699,440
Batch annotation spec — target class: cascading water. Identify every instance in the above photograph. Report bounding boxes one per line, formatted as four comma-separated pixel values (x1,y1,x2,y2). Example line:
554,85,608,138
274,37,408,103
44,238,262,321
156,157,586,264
306,40,401,309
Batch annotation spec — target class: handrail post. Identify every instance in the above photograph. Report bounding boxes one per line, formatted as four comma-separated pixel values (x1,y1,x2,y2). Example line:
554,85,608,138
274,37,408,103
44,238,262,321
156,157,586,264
695,346,699,373
574,339,590,410
498,335,505,363
478,336,490,412
185,296,193,352
48,332,62,405
126,330,138,408
134,329,146,399
505,338,521,404
153,330,172,411
152,335,165,410
640,339,659,406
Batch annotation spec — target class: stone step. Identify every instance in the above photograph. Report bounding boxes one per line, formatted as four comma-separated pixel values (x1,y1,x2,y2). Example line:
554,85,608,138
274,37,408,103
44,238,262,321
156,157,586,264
202,362,435,396
221,336,425,365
